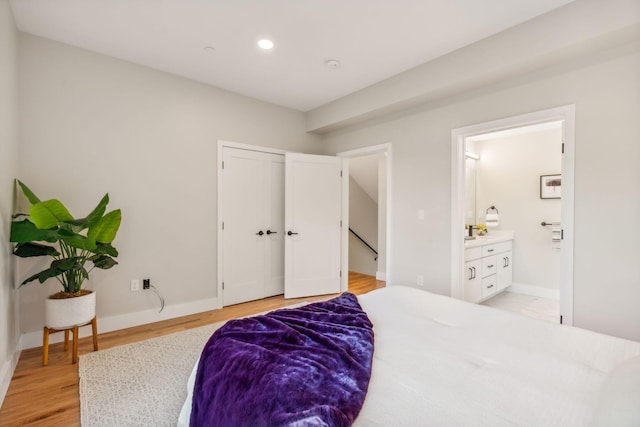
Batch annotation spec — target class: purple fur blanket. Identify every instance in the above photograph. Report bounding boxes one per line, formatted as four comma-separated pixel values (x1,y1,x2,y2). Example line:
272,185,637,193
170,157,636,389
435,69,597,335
190,293,374,427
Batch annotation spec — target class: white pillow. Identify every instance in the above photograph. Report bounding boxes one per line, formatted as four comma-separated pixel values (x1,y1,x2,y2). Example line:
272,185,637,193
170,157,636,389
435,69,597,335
591,355,640,427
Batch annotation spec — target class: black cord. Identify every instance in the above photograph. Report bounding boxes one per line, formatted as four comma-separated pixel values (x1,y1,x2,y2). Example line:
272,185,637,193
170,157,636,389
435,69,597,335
149,284,165,313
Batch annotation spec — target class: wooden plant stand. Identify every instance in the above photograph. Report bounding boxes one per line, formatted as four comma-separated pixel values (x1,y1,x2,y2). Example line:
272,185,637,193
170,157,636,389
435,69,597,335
42,316,98,365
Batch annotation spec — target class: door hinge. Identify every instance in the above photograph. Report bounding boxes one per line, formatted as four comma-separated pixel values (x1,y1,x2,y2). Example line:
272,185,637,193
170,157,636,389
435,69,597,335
340,220,342,227
340,170,343,177
222,160,225,169
222,282,225,290
561,143,564,154
561,229,564,240
340,270,342,278
560,315,563,324
222,221,224,230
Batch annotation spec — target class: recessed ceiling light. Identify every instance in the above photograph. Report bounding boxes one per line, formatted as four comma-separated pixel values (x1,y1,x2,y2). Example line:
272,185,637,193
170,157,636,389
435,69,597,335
203,46,215,53
258,39,274,50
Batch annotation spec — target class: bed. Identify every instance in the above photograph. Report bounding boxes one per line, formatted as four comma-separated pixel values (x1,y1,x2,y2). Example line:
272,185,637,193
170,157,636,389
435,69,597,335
178,286,640,426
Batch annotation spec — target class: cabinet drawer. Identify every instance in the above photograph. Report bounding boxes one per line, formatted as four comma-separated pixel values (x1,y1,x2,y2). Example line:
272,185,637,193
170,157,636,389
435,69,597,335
481,276,497,299
482,240,512,256
465,247,482,261
482,255,497,278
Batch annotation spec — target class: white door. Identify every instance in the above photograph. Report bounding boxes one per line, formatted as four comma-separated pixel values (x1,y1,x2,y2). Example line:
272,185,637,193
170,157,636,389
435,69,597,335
284,153,343,298
222,147,284,305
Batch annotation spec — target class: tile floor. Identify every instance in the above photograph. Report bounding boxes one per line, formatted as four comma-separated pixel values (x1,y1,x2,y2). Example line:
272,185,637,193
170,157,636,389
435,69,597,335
481,290,560,323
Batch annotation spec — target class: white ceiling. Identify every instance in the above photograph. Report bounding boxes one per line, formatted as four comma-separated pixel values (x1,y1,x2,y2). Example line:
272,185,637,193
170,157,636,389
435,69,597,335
10,0,574,112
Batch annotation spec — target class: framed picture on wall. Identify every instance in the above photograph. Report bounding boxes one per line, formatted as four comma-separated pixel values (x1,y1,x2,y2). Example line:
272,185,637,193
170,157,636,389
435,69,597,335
540,174,562,199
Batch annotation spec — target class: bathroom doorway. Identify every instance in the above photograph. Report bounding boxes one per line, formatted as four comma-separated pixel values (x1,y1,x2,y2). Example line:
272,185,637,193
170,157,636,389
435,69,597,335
451,106,575,325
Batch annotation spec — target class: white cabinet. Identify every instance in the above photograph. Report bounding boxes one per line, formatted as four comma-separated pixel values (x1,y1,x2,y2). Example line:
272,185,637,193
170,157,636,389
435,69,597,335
464,258,482,303
497,251,513,291
464,240,513,303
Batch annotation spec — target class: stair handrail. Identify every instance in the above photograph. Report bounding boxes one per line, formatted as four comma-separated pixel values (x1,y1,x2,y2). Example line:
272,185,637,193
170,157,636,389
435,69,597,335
349,227,378,260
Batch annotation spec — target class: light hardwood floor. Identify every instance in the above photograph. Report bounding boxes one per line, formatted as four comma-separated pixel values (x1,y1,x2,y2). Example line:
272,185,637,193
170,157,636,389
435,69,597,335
0,272,385,426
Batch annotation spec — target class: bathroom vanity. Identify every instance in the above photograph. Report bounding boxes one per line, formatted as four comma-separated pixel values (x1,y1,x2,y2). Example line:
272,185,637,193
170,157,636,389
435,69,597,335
464,236,513,303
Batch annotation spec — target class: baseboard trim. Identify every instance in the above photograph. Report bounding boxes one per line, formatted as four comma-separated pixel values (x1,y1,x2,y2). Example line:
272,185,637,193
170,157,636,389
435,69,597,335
376,271,386,281
19,297,220,350
507,282,560,300
0,346,21,406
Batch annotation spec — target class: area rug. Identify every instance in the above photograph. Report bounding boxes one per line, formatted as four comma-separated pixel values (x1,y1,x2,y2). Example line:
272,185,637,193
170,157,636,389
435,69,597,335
79,321,224,427
79,302,309,427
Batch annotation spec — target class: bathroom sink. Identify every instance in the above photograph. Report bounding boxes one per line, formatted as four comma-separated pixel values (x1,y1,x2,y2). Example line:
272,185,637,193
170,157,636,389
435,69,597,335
465,236,499,246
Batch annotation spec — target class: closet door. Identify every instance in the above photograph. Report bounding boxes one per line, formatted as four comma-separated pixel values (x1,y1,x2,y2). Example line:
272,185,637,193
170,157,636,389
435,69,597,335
221,148,284,306
284,153,343,299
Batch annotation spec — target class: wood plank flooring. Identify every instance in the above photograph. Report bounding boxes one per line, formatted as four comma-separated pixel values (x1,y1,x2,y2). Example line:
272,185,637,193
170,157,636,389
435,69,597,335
0,272,384,426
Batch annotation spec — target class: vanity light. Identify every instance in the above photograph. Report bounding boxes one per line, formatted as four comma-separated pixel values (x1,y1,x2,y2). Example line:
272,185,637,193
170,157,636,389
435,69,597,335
465,151,480,160
258,39,274,50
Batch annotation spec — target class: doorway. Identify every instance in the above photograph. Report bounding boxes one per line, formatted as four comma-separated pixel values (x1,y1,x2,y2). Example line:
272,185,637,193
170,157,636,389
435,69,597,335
338,143,392,286
451,106,575,324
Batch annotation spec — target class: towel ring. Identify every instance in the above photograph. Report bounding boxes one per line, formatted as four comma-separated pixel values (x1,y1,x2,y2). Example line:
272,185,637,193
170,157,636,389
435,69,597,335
486,205,499,214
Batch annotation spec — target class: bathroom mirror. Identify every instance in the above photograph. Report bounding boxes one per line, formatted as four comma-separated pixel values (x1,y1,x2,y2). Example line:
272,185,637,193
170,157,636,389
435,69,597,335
464,148,478,226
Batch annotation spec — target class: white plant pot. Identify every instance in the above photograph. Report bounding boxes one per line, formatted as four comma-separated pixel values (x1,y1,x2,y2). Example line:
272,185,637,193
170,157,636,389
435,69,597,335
45,291,96,329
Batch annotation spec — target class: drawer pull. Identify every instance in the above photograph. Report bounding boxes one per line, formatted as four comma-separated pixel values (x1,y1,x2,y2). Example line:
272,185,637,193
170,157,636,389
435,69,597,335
487,284,494,288
487,249,494,252
487,264,494,268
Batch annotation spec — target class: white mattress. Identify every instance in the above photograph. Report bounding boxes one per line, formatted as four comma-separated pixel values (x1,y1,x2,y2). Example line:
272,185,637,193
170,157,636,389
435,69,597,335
179,286,640,426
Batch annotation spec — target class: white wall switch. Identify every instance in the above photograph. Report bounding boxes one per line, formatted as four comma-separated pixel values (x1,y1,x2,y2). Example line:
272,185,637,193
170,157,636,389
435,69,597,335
130,279,140,292
418,209,425,220
417,275,424,286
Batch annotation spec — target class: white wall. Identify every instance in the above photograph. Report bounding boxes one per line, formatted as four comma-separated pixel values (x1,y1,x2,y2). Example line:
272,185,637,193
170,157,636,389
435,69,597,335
0,0,20,402
321,48,640,341
348,177,378,276
475,128,562,291
16,34,322,342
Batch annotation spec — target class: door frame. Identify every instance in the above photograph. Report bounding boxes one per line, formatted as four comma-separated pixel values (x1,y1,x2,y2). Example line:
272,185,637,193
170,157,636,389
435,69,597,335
337,143,393,290
217,140,289,308
450,105,575,324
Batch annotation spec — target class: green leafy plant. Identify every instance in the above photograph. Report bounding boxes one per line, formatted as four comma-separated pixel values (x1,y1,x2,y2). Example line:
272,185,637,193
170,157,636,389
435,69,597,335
10,180,122,295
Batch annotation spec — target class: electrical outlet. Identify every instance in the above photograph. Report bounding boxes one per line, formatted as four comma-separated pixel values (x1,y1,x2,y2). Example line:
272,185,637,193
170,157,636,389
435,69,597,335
130,279,140,292
143,279,150,290
417,275,424,286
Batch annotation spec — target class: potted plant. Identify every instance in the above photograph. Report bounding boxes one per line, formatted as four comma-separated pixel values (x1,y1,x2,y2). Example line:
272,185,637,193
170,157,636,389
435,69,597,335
10,180,121,329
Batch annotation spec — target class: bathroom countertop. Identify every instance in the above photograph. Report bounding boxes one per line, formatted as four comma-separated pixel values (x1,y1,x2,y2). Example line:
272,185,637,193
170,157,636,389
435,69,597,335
464,232,515,249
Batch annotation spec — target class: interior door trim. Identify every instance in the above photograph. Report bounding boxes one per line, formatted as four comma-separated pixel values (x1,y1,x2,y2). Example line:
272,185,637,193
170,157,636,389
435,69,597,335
450,105,575,325
337,143,393,290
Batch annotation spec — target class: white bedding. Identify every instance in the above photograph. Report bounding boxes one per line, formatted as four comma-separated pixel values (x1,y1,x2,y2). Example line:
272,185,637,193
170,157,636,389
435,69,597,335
179,286,640,426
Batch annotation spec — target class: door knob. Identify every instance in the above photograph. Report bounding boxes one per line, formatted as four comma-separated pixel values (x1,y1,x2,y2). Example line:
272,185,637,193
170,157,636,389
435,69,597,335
256,230,264,236
266,230,277,235
287,231,299,236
